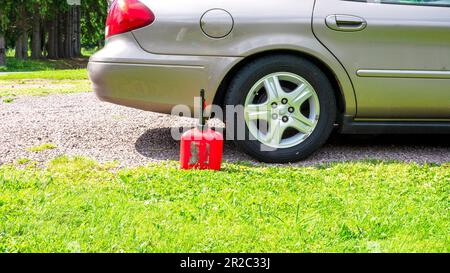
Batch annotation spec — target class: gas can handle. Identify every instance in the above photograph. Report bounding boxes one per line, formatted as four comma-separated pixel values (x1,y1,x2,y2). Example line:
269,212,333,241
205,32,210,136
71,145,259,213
200,89,207,128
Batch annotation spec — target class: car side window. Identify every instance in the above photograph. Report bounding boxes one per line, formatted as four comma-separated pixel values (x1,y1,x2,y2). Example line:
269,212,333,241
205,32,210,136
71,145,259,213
347,0,450,7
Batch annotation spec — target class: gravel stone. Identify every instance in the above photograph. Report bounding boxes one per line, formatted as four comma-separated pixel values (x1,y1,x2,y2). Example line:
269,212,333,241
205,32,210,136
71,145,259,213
0,92,448,167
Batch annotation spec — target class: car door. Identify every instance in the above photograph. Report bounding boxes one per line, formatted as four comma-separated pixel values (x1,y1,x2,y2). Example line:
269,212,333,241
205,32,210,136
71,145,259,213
313,0,450,120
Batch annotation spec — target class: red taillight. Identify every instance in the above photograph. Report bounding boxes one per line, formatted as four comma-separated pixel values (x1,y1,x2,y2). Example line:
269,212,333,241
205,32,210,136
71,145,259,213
105,0,155,38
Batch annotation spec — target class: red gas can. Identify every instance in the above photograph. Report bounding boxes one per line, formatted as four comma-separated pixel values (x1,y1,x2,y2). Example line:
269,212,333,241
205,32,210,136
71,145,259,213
180,127,223,170
180,89,223,170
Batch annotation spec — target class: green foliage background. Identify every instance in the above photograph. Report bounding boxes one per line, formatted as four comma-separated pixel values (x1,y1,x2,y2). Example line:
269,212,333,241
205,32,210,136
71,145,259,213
0,0,108,51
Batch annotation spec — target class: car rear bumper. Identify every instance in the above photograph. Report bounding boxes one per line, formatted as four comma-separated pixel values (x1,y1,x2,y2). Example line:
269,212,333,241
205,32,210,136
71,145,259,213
88,32,241,114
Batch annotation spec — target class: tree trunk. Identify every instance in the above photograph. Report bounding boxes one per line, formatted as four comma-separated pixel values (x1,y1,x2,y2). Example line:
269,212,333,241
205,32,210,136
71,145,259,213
65,8,72,58
15,6,29,60
41,24,47,56
15,33,29,60
31,5,42,59
58,12,65,58
22,32,28,59
0,34,5,66
15,33,24,59
47,18,58,59
73,6,81,57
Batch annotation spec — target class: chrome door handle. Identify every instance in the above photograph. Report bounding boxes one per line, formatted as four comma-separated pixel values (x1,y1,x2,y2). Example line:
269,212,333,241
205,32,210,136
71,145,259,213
325,15,367,32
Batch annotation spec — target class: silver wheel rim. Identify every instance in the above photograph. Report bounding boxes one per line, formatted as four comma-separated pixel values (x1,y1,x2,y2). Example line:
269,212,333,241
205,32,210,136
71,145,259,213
244,72,320,149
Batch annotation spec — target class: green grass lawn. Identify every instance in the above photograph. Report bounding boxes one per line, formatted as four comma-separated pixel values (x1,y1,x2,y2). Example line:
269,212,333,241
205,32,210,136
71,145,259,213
0,50,92,98
0,49,93,72
0,57,89,72
0,69,90,98
0,69,88,80
0,157,448,253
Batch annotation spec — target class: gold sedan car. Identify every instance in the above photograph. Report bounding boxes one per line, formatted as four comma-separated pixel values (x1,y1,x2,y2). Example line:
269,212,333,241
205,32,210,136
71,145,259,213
89,0,450,163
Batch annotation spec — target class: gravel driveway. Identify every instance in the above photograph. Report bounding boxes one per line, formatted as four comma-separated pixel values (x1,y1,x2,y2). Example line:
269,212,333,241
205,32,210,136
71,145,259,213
1,92,449,167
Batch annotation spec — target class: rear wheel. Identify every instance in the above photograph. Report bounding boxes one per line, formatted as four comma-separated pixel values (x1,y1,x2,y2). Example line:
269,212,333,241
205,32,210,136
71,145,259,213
224,54,336,163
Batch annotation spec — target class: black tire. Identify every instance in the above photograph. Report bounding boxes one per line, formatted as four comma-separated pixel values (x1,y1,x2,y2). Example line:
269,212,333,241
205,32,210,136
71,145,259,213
224,54,336,163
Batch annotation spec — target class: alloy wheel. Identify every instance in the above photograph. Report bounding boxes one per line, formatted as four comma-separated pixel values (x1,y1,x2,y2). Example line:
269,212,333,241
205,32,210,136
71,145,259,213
244,72,320,149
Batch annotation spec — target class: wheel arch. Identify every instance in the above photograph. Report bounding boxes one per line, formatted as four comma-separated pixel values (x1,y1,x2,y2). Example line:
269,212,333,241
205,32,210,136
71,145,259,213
213,49,352,122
